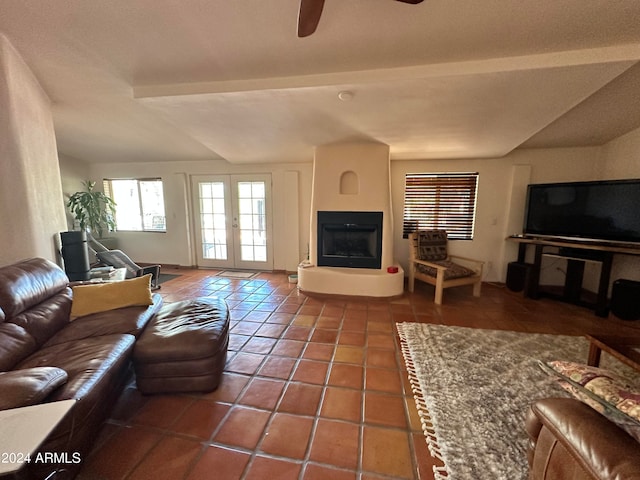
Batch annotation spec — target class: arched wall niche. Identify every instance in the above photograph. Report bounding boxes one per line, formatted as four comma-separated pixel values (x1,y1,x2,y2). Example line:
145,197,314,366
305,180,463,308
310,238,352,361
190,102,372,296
339,170,359,195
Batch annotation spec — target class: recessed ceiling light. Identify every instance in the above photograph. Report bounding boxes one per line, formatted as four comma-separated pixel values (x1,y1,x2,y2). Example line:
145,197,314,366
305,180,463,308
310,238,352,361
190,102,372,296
338,91,354,101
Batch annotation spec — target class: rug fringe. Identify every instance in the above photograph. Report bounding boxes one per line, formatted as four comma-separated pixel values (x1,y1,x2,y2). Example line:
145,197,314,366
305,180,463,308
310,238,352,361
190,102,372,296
396,322,450,479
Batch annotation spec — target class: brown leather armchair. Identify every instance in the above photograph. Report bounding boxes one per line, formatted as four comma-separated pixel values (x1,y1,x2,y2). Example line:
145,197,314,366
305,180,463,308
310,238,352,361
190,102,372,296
526,398,640,479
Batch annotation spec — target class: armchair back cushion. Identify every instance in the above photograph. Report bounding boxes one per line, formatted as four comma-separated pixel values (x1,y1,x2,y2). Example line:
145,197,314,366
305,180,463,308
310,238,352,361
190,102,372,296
0,323,37,371
0,258,72,370
0,257,69,319
417,230,448,261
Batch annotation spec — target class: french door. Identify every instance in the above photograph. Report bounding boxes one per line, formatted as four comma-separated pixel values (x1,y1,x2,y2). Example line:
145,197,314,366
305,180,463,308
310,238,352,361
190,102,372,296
191,174,272,270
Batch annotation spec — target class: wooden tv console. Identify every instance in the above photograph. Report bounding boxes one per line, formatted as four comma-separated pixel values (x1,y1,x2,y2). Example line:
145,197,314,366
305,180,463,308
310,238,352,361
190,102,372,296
507,235,640,317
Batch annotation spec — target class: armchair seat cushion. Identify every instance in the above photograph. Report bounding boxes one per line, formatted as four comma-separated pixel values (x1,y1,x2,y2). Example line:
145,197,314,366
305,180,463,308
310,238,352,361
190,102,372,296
416,260,475,280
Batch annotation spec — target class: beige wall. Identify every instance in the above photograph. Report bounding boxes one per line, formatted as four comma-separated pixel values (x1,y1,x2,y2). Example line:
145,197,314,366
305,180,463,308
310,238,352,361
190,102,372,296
598,126,640,287
0,35,66,267
391,147,604,283
81,144,613,283
1,31,634,286
0,30,629,283
58,153,91,231
600,127,640,179
87,160,313,271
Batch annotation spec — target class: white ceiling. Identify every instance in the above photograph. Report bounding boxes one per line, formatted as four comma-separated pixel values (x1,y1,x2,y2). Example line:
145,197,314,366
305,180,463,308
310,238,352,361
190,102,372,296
2,0,640,164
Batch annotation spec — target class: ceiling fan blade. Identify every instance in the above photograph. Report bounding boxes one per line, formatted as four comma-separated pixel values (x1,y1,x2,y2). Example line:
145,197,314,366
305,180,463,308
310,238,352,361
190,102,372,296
395,0,425,4
298,0,325,37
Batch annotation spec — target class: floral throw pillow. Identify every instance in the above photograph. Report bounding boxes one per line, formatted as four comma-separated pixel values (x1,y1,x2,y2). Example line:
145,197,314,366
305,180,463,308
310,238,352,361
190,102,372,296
539,360,640,442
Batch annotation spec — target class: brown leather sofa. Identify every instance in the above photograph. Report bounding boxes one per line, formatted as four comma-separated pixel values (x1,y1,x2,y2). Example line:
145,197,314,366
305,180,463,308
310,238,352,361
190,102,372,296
526,398,640,479
0,257,163,480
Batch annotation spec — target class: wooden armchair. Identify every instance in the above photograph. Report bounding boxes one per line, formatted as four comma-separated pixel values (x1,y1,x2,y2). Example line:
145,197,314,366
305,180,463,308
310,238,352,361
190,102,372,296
408,230,484,305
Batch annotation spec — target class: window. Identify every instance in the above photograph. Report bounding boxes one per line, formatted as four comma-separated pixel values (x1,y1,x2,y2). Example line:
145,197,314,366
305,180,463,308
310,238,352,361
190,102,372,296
103,178,166,232
402,172,479,240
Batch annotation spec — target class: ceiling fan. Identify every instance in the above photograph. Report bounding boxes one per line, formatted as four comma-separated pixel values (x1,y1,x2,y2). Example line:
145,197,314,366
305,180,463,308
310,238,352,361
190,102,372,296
297,0,425,38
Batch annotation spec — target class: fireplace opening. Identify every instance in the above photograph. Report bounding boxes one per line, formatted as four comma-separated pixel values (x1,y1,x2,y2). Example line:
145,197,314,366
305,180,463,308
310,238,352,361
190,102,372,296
317,211,383,269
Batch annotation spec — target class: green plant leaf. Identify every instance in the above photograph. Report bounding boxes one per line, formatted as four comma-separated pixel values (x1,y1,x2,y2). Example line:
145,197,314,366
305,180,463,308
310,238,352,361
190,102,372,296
66,180,117,237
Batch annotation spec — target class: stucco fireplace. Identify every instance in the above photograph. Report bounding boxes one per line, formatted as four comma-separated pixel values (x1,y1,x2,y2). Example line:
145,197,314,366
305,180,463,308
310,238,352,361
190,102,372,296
298,143,404,297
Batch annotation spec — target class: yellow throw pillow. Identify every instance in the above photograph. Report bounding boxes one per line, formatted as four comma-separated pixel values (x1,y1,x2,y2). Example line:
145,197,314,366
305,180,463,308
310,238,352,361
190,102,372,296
71,274,153,319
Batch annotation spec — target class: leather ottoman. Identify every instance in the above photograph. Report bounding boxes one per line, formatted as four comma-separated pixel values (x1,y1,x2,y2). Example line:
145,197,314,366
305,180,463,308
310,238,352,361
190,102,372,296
133,297,229,394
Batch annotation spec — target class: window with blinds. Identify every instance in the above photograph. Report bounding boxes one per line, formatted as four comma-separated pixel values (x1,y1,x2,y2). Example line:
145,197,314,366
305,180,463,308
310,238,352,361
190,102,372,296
402,172,479,240
103,178,166,232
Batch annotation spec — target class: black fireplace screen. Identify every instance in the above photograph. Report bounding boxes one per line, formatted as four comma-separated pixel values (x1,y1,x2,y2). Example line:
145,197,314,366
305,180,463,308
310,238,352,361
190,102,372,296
317,211,383,269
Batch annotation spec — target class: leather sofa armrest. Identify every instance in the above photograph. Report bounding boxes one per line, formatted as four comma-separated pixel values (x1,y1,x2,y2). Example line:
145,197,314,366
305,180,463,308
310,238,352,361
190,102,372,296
525,400,544,467
0,367,68,411
526,398,640,480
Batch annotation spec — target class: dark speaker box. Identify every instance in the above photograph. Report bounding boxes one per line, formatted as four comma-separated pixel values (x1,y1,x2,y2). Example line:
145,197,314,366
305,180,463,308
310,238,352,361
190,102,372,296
610,279,640,321
506,262,532,293
60,231,90,281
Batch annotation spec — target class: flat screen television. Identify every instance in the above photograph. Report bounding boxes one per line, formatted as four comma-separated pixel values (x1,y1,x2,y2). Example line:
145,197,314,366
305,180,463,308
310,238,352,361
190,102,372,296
523,179,640,245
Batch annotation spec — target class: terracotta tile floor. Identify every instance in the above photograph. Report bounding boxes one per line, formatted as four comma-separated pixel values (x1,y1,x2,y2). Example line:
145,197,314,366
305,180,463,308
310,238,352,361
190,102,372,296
77,268,640,480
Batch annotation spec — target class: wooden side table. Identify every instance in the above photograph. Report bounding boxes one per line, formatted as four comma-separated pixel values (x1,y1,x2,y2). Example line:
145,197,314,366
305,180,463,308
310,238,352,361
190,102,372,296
0,399,76,476
585,334,640,373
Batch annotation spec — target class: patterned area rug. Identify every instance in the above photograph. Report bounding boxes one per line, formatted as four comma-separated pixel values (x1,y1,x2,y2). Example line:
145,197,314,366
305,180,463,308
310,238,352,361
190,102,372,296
396,324,591,480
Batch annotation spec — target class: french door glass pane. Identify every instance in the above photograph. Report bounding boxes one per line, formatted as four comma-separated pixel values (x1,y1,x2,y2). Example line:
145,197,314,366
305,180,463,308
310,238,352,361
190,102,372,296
199,182,227,260
237,181,267,262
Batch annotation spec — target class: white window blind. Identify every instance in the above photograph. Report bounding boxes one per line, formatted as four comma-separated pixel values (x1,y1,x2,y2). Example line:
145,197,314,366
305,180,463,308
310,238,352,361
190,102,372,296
402,172,479,240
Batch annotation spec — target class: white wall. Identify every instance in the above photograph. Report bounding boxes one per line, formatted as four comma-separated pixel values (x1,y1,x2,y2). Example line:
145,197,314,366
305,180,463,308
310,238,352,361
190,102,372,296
507,147,605,288
0,35,67,267
76,145,610,281
58,153,91,231
62,128,639,287
2,29,633,279
391,146,603,283
599,126,640,179
598,126,640,287
88,160,313,271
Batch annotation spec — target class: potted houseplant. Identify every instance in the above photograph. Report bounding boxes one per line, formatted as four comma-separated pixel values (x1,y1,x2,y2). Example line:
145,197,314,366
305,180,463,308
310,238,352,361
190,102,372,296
67,180,117,238
61,181,117,280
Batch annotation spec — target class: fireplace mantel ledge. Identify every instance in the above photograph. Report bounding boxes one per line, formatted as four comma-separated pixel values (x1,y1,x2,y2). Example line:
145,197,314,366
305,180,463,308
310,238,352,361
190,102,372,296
297,264,404,298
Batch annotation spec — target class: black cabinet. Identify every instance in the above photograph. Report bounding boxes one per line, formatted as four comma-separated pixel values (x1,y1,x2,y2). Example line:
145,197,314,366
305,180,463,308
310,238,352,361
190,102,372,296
610,279,640,320
506,262,533,295
60,231,90,281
